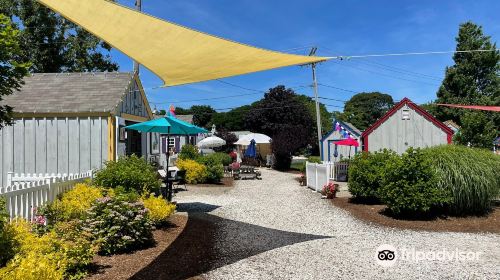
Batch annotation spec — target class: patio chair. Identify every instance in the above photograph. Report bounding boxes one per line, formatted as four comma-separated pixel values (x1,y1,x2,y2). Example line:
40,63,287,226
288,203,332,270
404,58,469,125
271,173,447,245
173,170,187,190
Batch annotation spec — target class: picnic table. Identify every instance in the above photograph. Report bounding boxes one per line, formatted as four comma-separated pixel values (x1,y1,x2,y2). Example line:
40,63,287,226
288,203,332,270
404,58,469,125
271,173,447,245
233,165,262,180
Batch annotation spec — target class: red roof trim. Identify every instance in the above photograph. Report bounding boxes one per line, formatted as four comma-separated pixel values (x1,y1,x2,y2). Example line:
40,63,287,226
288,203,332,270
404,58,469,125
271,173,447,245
361,98,454,140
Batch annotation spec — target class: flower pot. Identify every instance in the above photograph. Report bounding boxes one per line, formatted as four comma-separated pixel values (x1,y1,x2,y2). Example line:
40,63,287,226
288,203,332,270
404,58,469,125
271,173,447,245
326,193,334,199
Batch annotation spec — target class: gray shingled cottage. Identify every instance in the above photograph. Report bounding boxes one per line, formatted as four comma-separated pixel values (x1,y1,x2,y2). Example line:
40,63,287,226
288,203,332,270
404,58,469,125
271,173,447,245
0,72,157,187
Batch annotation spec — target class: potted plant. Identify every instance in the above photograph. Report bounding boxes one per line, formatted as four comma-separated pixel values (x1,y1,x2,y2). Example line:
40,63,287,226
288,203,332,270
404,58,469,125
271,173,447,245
322,182,339,199
299,173,306,186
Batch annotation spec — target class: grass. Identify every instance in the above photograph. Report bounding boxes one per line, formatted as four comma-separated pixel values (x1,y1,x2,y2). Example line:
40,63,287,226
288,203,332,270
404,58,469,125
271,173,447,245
425,145,500,215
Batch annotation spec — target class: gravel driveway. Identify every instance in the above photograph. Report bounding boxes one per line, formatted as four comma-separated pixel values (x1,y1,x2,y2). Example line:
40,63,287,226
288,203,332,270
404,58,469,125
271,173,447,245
174,169,500,280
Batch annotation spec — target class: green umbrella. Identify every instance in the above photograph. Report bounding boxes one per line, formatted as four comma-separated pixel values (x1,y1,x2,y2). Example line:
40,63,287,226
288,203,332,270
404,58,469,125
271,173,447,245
125,115,208,201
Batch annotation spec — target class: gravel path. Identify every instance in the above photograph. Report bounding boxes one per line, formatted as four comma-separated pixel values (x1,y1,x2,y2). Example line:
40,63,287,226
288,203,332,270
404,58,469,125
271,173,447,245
175,169,500,280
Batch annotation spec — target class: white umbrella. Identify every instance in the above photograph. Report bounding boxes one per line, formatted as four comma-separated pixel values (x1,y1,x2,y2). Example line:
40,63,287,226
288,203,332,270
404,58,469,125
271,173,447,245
197,136,226,148
234,133,272,145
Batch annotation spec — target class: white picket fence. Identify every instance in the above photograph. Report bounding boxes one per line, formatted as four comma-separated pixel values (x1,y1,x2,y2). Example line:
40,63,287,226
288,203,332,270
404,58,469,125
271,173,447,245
0,171,93,221
306,162,334,192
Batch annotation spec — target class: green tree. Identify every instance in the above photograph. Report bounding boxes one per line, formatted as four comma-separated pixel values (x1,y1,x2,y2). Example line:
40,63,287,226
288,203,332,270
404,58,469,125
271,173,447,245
435,21,499,147
0,14,30,128
0,0,118,72
191,105,216,128
454,111,497,147
340,92,394,130
294,94,331,135
210,105,252,131
245,85,314,169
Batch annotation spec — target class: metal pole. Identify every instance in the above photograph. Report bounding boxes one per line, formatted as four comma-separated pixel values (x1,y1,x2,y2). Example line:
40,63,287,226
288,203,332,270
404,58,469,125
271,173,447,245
165,126,172,201
311,63,323,159
133,0,142,74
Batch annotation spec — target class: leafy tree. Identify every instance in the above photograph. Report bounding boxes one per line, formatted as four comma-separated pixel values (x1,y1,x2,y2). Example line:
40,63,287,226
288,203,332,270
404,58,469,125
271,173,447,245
435,21,499,147
339,92,394,130
210,105,252,131
0,14,30,128
174,107,192,115
214,127,238,153
294,94,332,136
454,111,497,147
245,85,314,169
0,0,118,72
191,105,216,128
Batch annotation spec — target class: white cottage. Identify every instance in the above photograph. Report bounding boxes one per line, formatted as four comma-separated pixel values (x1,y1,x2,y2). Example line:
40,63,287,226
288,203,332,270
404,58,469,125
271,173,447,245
361,98,453,154
321,120,362,162
0,72,157,187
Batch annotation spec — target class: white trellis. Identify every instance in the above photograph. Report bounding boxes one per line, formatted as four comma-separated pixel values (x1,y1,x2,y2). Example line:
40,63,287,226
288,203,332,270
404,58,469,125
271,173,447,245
0,171,93,221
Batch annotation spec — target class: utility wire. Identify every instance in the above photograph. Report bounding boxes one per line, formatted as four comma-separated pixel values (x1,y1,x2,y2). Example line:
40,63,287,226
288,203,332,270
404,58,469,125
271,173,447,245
332,61,441,86
350,60,443,81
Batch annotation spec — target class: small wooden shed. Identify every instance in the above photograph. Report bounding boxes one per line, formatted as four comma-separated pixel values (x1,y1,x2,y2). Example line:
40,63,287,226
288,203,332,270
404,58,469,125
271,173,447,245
361,98,453,154
0,72,155,187
321,119,362,162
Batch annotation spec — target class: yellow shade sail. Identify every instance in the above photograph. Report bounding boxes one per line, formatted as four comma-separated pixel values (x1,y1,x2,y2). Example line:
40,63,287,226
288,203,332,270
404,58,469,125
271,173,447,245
38,0,330,86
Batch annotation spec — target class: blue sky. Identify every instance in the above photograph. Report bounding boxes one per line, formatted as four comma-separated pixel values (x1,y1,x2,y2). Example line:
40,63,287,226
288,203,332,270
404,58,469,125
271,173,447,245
112,0,500,113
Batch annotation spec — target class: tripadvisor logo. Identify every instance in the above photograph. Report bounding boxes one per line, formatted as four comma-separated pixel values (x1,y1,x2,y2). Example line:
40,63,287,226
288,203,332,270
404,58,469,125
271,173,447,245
375,244,483,267
375,244,397,267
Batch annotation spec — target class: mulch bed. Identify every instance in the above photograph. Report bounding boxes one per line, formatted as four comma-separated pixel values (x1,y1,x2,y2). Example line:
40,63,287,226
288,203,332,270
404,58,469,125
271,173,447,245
191,177,234,188
86,214,189,280
332,197,500,234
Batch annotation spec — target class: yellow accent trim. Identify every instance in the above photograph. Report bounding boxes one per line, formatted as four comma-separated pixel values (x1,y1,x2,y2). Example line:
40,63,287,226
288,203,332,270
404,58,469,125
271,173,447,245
134,75,154,119
121,113,148,123
13,112,110,118
108,116,116,161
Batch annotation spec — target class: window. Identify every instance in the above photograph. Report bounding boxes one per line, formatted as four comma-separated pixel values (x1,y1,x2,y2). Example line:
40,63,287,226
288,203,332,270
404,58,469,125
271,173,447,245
402,108,410,120
168,138,175,147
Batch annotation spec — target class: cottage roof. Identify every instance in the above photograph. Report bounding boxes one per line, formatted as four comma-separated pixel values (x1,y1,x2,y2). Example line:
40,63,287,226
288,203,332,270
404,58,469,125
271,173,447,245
361,97,454,138
2,72,135,113
176,115,194,124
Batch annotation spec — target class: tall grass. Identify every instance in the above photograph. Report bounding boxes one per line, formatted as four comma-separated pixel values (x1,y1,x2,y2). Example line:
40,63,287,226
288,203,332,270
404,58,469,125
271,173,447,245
425,145,500,215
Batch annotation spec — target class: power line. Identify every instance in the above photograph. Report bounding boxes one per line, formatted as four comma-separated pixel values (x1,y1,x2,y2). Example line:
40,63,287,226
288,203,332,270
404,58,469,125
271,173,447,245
350,59,443,81
332,61,441,86
317,83,358,93
323,49,499,59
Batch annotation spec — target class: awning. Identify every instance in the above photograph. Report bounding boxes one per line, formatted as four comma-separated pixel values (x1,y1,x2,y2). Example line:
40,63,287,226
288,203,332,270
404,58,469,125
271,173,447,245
437,104,500,112
38,0,330,87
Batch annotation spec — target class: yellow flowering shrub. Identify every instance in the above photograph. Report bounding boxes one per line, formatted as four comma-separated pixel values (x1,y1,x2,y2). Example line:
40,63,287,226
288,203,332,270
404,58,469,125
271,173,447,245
0,219,97,280
44,183,103,222
0,220,67,280
176,159,207,184
142,195,176,226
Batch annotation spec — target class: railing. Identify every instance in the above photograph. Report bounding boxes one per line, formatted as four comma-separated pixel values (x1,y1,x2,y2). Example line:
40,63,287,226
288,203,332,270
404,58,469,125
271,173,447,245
0,171,93,221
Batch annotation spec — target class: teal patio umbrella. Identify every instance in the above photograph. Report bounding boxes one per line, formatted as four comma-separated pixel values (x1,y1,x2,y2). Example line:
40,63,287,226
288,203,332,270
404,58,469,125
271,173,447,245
126,114,208,200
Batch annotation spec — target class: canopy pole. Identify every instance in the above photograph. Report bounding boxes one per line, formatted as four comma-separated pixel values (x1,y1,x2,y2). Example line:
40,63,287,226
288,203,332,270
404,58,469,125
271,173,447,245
166,126,172,201
133,0,142,74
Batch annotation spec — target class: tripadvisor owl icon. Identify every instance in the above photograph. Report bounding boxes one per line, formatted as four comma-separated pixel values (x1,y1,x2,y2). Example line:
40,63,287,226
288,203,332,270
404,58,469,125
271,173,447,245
375,244,397,267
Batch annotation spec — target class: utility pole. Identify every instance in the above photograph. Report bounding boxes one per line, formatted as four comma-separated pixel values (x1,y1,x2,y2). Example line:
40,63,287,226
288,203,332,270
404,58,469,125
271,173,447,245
308,47,323,160
133,0,142,75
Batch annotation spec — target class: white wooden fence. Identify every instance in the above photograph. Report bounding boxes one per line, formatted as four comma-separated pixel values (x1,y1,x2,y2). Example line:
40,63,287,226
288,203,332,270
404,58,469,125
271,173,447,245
306,162,334,192
0,171,93,221
306,161,351,191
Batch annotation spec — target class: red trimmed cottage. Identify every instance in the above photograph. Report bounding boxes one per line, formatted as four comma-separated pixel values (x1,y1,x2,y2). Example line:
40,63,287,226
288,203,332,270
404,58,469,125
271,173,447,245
362,98,453,154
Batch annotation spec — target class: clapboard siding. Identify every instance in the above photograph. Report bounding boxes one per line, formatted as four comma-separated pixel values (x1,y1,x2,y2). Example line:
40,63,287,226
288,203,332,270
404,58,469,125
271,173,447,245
1,117,108,187
118,80,148,118
367,106,448,154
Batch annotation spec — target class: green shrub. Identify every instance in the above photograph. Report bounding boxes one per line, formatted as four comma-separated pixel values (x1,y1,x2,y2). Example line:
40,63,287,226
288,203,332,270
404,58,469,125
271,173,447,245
141,195,176,226
209,152,233,166
196,154,224,183
348,150,397,202
94,155,161,194
83,196,153,255
176,159,208,184
378,148,451,216
178,144,200,160
424,145,500,215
